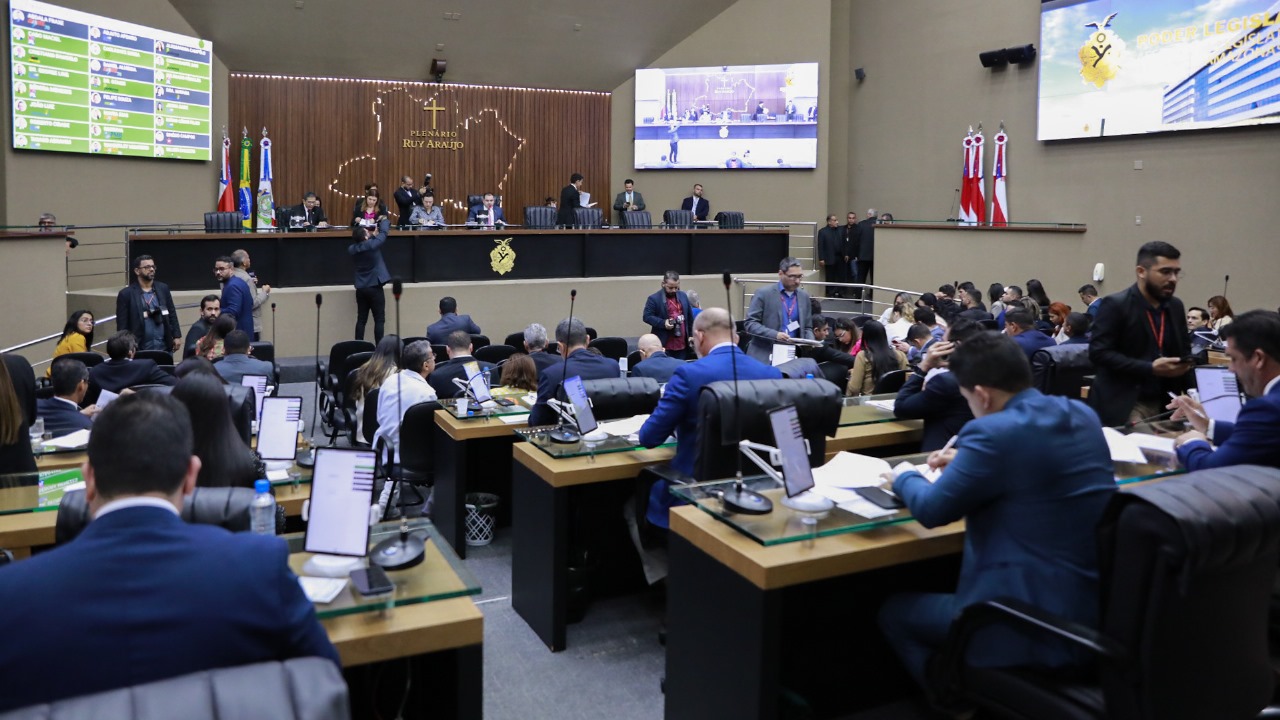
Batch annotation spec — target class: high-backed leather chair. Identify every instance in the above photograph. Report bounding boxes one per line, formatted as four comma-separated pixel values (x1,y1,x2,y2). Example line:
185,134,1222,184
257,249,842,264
466,194,484,209
524,206,556,229
1031,344,1093,398
58,351,103,369
714,210,745,229
872,368,909,394
588,336,627,361
474,344,516,365
663,209,694,229
775,357,821,379
56,486,259,544
134,349,174,365
694,378,841,482
620,210,652,229
581,377,660,421
503,332,525,349
203,211,241,233
574,207,604,228
224,384,255,445
935,465,1280,720
0,657,349,720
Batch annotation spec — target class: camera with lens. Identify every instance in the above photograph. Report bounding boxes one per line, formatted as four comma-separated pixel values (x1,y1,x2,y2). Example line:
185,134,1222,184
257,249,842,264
672,314,685,337
146,305,164,321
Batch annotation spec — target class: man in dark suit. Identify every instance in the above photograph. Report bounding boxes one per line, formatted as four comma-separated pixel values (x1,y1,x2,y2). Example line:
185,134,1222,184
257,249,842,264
842,212,862,296
744,257,814,364
348,220,390,342
393,175,424,228
680,183,709,221
816,214,850,298
286,191,329,230
1004,310,1055,360
630,334,683,383
214,255,254,340
642,271,694,359
427,330,494,399
612,179,646,215
1089,241,1192,427
879,332,1115,689
115,254,181,354
892,318,983,452
638,308,783,528
88,331,176,402
856,208,876,288
37,358,96,438
557,173,584,228
183,295,220,360
528,317,620,427
800,315,855,369
466,193,506,227
0,393,338,712
1172,310,1280,471
426,296,483,345
213,331,274,386
520,323,563,376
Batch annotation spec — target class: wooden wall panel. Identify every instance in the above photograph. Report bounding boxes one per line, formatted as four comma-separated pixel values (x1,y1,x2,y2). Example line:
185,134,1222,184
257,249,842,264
228,75,610,226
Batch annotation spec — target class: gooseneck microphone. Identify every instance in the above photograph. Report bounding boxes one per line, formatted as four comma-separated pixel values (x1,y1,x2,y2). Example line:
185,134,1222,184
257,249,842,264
372,277,426,571
718,270,772,515
548,288,581,443
1223,274,1230,298
308,293,323,451
271,302,277,345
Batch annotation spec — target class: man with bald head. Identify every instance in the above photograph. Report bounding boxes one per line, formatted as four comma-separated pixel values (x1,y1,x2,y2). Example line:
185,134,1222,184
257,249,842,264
638,308,782,530
630,333,682,383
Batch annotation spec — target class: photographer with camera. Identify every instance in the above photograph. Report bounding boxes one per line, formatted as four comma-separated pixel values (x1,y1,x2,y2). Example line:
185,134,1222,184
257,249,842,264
642,271,694,359
115,254,181,355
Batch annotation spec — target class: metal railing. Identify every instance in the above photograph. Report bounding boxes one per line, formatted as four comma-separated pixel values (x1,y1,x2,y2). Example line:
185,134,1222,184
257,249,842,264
3,301,202,368
733,277,925,319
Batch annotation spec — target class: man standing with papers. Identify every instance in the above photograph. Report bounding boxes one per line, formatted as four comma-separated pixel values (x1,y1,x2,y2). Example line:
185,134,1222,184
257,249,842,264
1169,310,1280,471
877,332,1115,693
744,257,814,364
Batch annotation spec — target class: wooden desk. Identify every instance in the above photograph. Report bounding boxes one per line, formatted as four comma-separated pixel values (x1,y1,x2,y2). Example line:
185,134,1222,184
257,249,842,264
433,409,526,557
1208,351,1230,366
826,420,923,458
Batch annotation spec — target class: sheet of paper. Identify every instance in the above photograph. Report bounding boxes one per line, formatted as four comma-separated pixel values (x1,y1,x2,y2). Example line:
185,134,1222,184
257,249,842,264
812,452,891,489
865,399,896,413
1127,432,1176,456
809,484,862,504
914,464,942,483
45,428,90,449
1101,427,1148,463
95,388,119,409
265,468,289,482
771,344,797,366
597,414,650,437
298,576,347,604
499,414,528,425
836,497,899,520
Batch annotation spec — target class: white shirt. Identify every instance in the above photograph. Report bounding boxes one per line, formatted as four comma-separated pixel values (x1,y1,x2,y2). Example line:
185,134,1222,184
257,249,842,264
94,495,180,519
374,369,437,462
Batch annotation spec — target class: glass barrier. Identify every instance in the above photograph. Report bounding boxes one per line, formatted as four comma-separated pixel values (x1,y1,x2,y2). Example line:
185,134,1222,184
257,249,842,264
516,424,676,459
838,393,901,427
442,385,534,420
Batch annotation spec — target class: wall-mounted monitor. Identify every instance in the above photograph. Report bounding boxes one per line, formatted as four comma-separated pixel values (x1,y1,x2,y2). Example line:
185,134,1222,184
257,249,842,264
1038,0,1280,140
634,62,818,169
10,0,213,160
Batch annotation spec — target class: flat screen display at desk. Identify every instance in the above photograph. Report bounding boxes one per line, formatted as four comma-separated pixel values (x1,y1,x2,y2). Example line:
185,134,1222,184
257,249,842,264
1194,366,1243,424
9,0,213,160
464,360,491,402
241,374,268,421
769,404,814,497
563,375,598,435
304,448,376,557
258,396,302,461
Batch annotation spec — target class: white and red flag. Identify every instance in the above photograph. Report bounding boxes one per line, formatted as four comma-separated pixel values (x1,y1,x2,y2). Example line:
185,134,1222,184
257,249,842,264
959,128,976,226
991,126,1008,227
971,126,986,225
217,130,236,212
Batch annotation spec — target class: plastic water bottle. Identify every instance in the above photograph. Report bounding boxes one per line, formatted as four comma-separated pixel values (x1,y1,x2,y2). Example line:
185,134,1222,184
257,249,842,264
250,479,276,536
482,367,492,390
805,373,815,380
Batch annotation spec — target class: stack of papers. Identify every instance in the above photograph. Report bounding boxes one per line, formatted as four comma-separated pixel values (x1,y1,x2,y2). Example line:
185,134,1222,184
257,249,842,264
44,429,90,450
865,399,896,413
298,576,347,604
771,344,797,366
1102,427,1175,464
598,414,650,437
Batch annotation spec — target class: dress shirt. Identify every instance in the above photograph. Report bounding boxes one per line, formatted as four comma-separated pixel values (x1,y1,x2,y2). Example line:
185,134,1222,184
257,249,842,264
95,495,180,519
374,370,437,463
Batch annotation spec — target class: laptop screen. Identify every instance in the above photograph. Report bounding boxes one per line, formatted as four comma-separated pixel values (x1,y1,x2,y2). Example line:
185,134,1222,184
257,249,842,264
303,448,376,557
563,375,598,435
769,404,815,497
1193,366,1243,425
464,360,491,402
240,374,268,422
258,396,302,461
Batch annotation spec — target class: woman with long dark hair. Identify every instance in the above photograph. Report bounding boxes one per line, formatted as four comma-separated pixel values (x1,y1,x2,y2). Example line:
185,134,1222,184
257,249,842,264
1026,279,1053,323
846,319,907,396
0,357,35,473
48,309,96,376
832,317,861,356
195,315,236,361
353,334,400,440
1207,295,1235,332
171,373,261,488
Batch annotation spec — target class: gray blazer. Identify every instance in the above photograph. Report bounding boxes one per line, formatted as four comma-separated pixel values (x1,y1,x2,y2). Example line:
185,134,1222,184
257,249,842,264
743,284,813,364
612,191,646,212
214,353,274,386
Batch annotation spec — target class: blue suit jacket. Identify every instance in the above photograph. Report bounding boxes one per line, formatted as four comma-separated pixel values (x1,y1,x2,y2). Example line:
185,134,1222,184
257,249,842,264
1010,329,1054,360
639,345,782,527
36,396,92,438
467,205,506,225
426,313,483,346
892,389,1116,668
893,370,974,452
1177,380,1280,471
219,276,255,338
348,219,391,289
631,351,684,383
0,507,338,712
642,290,693,347
528,348,621,427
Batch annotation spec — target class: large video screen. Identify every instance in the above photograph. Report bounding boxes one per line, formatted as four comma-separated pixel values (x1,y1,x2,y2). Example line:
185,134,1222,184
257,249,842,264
9,0,213,160
1039,0,1280,140
634,62,818,169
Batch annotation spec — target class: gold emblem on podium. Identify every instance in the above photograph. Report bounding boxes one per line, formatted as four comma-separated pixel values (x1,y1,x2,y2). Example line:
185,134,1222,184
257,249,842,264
490,237,516,275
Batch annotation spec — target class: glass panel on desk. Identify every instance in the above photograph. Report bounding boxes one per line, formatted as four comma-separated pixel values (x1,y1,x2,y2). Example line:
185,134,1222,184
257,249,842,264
838,393,900,427
0,468,84,515
516,425,675,459
285,519,480,620
443,386,534,419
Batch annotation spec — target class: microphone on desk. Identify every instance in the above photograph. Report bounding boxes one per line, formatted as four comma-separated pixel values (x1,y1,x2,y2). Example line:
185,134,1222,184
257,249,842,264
719,270,772,516
371,277,426,571
547,289,582,443
308,293,323,451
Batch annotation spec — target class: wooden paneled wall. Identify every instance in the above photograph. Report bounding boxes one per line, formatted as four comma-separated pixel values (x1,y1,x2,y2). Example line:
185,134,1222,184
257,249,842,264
228,75,610,226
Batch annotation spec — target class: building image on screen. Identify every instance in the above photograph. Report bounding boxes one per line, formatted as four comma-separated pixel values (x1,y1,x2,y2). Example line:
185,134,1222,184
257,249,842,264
1038,0,1280,141
633,62,818,169
9,0,213,161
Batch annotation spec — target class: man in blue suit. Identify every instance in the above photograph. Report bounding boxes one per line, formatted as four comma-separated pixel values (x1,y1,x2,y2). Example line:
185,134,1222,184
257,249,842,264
1004,309,1054,360
348,220,390,342
426,296,483,345
466,193,506,226
642,271,694,358
214,255,254,339
630,334,683,383
878,332,1115,689
37,357,96,437
0,393,338,712
1172,310,1280,471
528,317,620,427
639,308,783,529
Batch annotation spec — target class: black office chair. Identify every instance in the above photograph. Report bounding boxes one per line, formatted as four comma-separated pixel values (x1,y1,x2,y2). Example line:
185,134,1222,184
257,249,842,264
620,210,652,229
466,194,484,209
1031,345,1093,399
872,368,909,394
775,357,821,379
325,366,364,445
694,378,841,482
474,344,517,365
56,486,264,544
574,207,604,228
734,321,750,352
933,465,1280,720
361,387,380,447
584,327,599,342
249,341,275,363
851,314,873,329
378,400,441,519
663,209,694,229
430,344,450,365
588,336,627,361
203,211,240,233
400,336,429,348
502,332,526,350
318,340,373,398
157,364,177,377
469,334,490,350
134,349,174,365
817,360,851,389
581,377,660,421
625,350,643,375
224,384,255,446
713,210,745,229
524,206,557,229
59,351,104,369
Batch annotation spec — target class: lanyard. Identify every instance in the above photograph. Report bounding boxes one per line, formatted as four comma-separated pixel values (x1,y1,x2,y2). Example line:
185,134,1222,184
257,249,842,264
1146,307,1165,350
781,291,797,330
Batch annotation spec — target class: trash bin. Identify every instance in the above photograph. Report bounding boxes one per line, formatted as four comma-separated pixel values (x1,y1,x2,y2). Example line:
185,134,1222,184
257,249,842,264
464,492,500,546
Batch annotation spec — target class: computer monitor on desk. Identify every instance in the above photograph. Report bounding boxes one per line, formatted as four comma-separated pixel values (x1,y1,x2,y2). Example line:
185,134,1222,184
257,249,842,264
241,374,268,422
304,448,376,557
564,375,599,437
258,396,303,462
1193,366,1244,424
